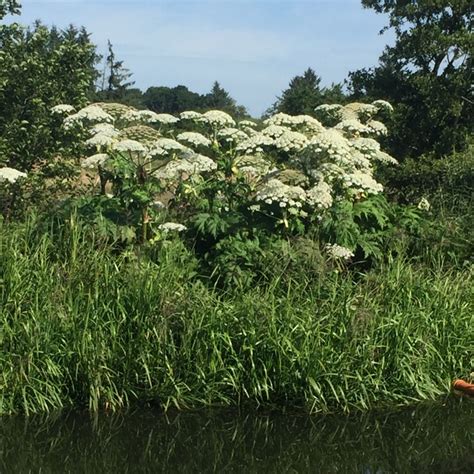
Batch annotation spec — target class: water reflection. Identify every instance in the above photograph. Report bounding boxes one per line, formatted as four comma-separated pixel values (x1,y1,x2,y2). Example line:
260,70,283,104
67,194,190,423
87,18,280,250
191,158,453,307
1,399,472,473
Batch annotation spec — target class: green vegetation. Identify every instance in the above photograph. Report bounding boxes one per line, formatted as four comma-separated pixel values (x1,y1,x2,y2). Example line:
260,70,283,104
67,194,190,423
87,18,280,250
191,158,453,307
1,214,472,415
0,1,472,415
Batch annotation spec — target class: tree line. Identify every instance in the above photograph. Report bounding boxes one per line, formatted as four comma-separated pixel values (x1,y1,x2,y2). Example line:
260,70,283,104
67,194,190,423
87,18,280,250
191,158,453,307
1,0,472,174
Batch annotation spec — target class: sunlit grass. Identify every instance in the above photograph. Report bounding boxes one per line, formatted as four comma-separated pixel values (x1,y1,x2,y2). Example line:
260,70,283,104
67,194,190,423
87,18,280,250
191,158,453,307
1,215,472,414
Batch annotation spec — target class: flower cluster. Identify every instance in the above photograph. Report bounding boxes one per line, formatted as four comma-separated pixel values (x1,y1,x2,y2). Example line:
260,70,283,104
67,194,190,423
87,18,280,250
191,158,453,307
51,104,75,115
64,105,113,129
325,243,354,260
199,110,236,128
154,154,217,180
351,137,398,165
217,127,248,143
177,132,212,148
372,100,394,114
0,167,27,184
81,153,109,170
180,110,202,120
148,138,192,157
158,222,187,233
273,130,308,153
342,170,384,195
305,180,333,209
112,139,147,154
255,178,306,210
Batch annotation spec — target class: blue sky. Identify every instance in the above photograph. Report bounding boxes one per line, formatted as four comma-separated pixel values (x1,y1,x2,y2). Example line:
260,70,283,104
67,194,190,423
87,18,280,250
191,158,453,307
15,0,394,116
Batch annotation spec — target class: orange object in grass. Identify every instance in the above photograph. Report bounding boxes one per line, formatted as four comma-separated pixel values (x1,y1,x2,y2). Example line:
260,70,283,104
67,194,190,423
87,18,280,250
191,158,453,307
452,379,474,396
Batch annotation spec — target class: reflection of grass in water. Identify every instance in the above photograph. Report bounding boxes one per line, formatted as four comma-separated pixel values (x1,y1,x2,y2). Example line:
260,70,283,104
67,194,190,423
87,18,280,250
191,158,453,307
0,400,473,473
1,214,473,415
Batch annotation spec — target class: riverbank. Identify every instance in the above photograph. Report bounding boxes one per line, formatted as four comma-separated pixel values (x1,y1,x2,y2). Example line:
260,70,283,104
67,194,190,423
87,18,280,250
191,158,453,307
1,216,472,415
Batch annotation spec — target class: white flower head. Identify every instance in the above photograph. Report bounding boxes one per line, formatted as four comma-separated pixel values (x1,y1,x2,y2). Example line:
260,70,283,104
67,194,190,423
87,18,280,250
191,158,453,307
112,139,147,154
51,104,75,115
372,100,394,114
256,178,307,210
325,243,354,260
154,153,217,180
239,120,258,128
63,105,113,129
149,138,192,157
306,180,333,209
0,167,27,184
274,130,308,153
158,222,187,233
85,133,116,149
417,197,431,212
90,123,119,137
367,120,388,137
180,110,203,120
217,127,248,143
155,113,180,125
81,153,109,169
236,134,274,154
199,110,236,128
177,132,212,148
342,170,384,195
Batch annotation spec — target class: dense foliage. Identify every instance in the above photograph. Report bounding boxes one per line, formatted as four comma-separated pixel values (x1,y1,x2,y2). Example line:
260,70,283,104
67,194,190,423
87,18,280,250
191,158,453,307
0,0,472,415
349,1,473,157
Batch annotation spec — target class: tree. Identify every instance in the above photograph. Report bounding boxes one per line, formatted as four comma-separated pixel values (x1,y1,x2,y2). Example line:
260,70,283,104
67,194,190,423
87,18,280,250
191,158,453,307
203,81,248,119
97,40,135,102
0,18,100,170
143,85,203,114
269,68,346,116
348,1,473,157
0,0,20,19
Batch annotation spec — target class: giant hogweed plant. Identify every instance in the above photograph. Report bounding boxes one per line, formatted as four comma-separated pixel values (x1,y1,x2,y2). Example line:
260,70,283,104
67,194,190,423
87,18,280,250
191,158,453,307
24,98,418,259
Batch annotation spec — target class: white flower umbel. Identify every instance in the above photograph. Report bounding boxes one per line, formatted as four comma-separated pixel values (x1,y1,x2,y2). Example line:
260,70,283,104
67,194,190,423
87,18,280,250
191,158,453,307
261,124,288,138
85,133,116,149
351,137,398,165
51,104,75,115
302,129,353,166
63,105,114,129
149,138,192,157
325,243,354,260
274,130,308,153
417,197,431,212
177,132,212,148
0,167,27,183
112,139,147,154
155,113,180,125
239,120,258,128
90,123,119,137
154,153,217,180
180,111,203,120
366,120,388,137
199,110,236,128
256,178,307,209
217,127,248,143
372,100,394,114
306,180,333,209
81,153,109,170
334,119,372,137
158,222,187,233
341,103,378,122
236,134,274,154
127,110,160,123
342,170,384,195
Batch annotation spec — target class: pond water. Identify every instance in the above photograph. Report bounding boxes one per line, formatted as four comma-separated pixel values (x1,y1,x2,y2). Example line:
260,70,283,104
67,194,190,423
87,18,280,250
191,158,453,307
1,398,472,473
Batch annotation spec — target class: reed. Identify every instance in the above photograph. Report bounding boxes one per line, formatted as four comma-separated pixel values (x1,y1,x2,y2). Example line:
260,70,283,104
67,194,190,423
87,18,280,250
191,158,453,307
1,215,472,414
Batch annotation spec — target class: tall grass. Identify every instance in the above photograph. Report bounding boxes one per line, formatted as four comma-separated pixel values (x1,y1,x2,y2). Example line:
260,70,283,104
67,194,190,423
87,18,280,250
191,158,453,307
1,215,472,415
